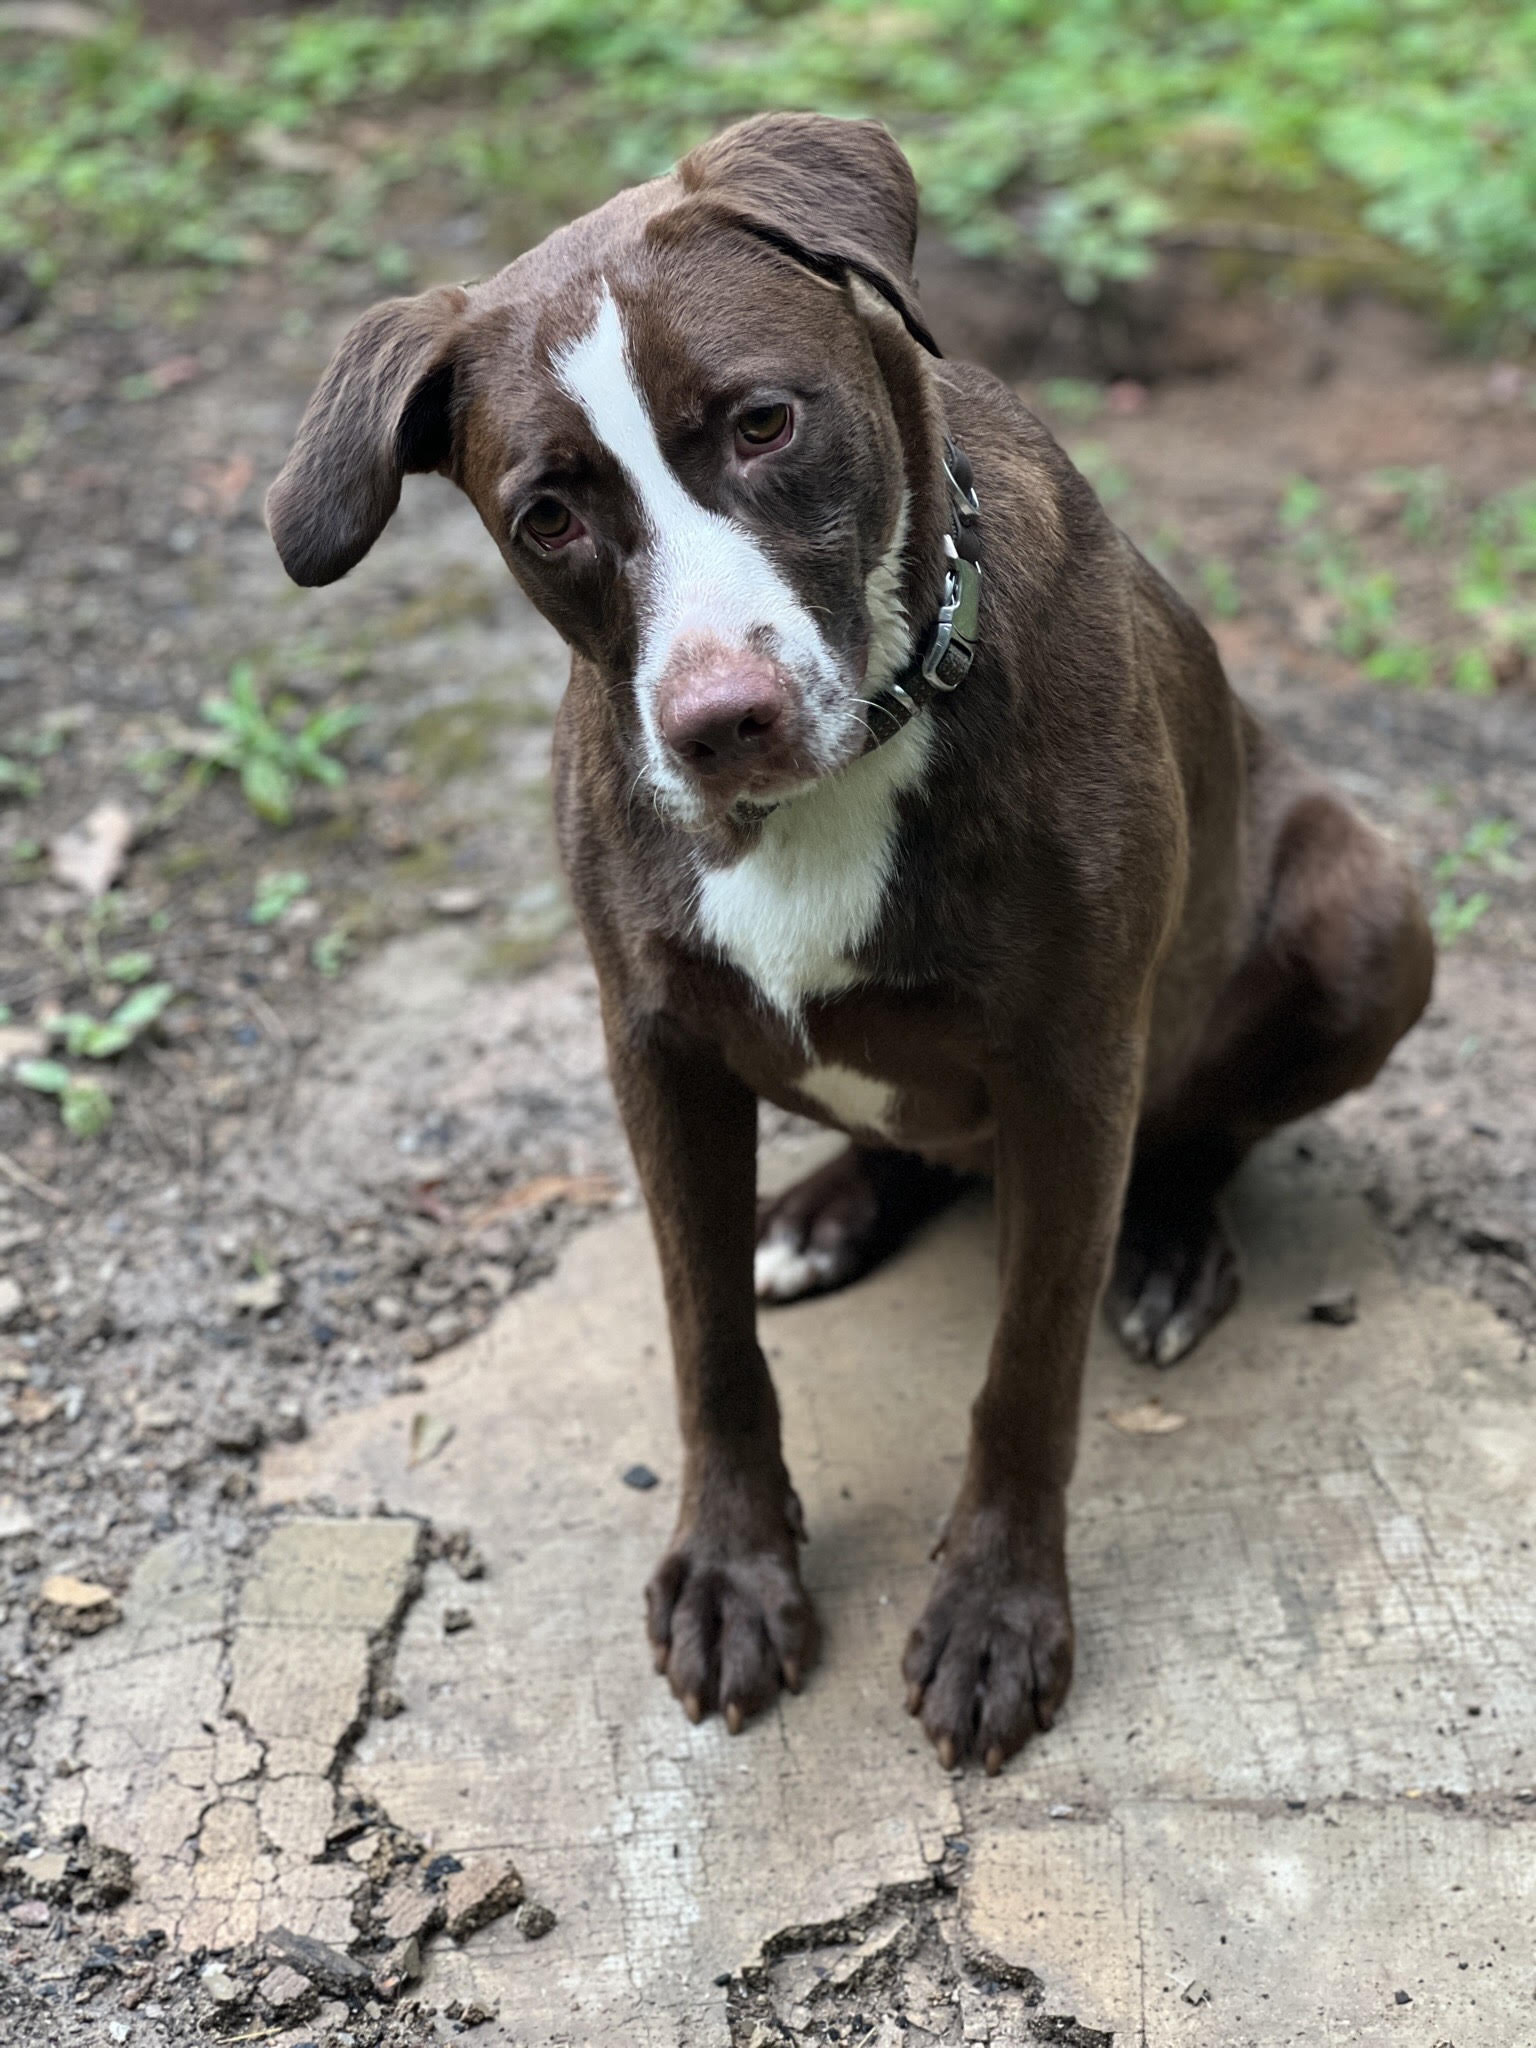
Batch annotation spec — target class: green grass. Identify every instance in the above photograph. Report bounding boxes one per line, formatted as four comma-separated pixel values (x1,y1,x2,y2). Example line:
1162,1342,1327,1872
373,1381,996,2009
4,3,1536,338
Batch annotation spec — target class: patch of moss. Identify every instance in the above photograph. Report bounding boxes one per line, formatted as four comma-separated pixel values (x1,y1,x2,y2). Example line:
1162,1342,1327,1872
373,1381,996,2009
398,691,548,783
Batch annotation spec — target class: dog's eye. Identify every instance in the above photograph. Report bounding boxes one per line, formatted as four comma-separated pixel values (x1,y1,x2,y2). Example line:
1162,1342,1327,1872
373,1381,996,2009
735,402,793,457
523,497,583,550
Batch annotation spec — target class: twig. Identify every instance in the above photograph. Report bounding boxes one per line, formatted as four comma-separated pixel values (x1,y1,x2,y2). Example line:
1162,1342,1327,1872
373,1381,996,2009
0,1148,68,1209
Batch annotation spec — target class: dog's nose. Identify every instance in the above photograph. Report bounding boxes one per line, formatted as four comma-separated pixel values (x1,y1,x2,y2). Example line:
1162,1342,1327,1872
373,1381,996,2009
657,665,788,774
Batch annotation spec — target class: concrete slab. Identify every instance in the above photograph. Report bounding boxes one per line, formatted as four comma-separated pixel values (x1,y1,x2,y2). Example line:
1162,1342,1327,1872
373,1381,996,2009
36,1517,423,1951
257,1135,1536,2044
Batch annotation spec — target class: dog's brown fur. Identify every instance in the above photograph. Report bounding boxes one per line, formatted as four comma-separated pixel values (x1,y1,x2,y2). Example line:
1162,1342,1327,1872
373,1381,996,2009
269,114,1434,1772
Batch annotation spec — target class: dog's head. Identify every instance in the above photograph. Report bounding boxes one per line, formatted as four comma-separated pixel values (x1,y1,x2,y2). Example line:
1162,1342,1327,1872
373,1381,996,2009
267,114,953,826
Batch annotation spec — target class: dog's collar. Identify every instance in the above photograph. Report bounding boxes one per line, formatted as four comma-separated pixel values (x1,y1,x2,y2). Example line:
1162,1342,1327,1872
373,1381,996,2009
863,436,982,751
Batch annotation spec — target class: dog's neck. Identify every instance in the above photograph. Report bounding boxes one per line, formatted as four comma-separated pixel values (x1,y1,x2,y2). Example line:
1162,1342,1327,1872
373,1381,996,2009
861,435,982,753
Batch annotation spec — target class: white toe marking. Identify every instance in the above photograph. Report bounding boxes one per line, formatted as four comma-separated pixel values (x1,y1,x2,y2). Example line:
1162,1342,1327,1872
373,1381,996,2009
795,1061,897,1138
753,1230,844,1303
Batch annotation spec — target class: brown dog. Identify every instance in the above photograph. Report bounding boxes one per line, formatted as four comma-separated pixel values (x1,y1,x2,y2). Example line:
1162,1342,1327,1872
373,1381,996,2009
268,114,1433,1773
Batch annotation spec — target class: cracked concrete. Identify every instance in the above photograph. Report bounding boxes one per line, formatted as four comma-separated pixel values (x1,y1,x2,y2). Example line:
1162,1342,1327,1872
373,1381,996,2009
246,1130,1536,2044
23,1128,1534,2040
35,1516,423,1951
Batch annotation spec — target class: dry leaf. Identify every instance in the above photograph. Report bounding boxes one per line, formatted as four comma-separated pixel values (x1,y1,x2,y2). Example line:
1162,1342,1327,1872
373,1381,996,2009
1107,1398,1188,1436
408,1412,455,1469
466,1174,619,1231
50,799,135,898
40,1573,113,1609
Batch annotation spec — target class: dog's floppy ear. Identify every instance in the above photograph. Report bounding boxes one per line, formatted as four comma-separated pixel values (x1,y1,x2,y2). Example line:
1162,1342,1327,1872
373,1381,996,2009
678,112,938,356
266,284,469,587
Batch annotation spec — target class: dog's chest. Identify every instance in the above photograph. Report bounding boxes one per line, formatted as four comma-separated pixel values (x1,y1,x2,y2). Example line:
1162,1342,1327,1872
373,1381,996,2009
694,718,932,1023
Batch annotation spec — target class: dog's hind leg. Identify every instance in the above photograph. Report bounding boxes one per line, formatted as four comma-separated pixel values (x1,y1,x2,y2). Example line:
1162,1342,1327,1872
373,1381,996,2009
1111,787,1434,1367
754,1144,968,1303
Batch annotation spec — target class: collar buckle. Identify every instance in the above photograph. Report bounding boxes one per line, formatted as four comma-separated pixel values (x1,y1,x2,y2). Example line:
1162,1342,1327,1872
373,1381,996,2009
919,533,981,689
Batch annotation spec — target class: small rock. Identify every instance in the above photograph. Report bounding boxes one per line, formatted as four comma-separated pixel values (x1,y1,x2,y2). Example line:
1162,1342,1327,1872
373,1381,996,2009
107,2024,130,2045
1394,1989,1412,2005
373,1934,423,1999
0,1494,36,1541
201,1964,243,2005
373,1294,408,1328
376,1687,406,1719
270,1400,307,1443
258,1962,316,2018
1181,1980,1210,2007
71,1840,132,1909
209,1409,265,1454
1461,1222,1527,1262
622,1463,659,1490
375,1878,443,1946
39,1575,119,1632
444,1856,524,1940
1307,1287,1358,1327
231,1271,285,1316
0,1278,24,1326
443,1606,474,1635
428,886,486,918
516,1900,556,1942
424,1853,464,1887
9,1899,50,1926
459,2003,496,2028
268,1927,373,1999
424,1306,468,1348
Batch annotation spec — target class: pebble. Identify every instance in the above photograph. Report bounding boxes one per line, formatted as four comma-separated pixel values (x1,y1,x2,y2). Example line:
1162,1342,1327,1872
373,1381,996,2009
1461,1221,1527,1262
622,1463,659,1491
517,1900,557,1942
373,1294,408,1329
442,1606,474,1637
8,1899,50,1926
200,1965,242,2004
258,1963,315,2016
1307,1288,1358,1327
267,1927,373,1998
0,1278,24,1326
428,886,486,918
444,1857,524,1940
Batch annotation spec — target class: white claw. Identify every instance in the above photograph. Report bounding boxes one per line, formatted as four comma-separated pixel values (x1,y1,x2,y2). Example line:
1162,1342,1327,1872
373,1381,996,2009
1155,1310,1199,1368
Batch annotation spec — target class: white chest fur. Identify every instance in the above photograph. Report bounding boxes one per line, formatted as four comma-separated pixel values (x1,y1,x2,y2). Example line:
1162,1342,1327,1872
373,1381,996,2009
694,715,932,1025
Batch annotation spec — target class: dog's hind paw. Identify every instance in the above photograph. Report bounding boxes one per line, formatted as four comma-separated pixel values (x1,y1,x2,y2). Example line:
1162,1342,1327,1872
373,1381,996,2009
645,1492,817,1734
754,1143,964,1305
1108,1204,1240,1367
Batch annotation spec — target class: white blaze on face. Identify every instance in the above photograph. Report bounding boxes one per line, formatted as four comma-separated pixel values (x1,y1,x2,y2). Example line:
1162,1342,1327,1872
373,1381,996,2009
552,283,854,817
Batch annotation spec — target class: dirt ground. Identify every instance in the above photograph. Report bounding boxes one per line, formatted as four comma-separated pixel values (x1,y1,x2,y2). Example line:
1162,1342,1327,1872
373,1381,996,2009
1,156,1534,2046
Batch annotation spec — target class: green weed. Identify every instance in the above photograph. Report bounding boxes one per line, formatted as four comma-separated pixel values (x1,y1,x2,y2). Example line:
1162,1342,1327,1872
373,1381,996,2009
5,5,1536,339
48,982,175,1059
200,664,367,825
1431,888,1491,946
1199,559,1243,620
14,1060,114,1139
249,870,311,925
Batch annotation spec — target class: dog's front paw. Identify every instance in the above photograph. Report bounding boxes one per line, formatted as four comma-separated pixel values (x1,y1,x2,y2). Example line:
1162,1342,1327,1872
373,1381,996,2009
902,1508,1073,1774
645,1488,816,1734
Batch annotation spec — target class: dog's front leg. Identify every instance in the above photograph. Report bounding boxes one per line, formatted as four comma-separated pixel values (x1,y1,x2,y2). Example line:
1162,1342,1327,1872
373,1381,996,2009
903,1043,1140,1773
605,1005,814,1732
